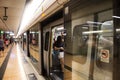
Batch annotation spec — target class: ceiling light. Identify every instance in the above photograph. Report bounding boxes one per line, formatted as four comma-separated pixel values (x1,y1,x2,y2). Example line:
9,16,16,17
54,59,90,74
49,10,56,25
112,16,120,19
3,7,8,21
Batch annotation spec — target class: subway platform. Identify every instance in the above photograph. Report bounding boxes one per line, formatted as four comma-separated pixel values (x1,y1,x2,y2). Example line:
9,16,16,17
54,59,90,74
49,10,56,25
0,43,45,80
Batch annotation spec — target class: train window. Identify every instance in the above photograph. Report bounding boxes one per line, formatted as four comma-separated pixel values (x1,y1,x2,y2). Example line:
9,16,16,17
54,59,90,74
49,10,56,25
96,20,113,69
23,32,27,51
64,15,94,70
98,10,113,22
66,24,91,64
73,25,89,57
29,24,41,74
44,32,49,51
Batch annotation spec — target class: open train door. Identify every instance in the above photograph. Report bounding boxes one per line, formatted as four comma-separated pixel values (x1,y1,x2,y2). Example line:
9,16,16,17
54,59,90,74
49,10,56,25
41,9,64,79
50,25,65,80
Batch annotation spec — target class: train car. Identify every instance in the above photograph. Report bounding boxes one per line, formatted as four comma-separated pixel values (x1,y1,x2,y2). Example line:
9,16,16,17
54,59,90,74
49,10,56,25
42,15,64,79
21,0,120,80
64,0,113,80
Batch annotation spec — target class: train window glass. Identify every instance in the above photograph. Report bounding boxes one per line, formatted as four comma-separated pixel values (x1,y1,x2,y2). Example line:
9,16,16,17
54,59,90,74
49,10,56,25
93,10,113,80
64,1,113,80
95,10,113,71
73,25,89,57
29,24,41,73
64,15,94,73
23,32,27,52
98,10,113,22
44,32,49,51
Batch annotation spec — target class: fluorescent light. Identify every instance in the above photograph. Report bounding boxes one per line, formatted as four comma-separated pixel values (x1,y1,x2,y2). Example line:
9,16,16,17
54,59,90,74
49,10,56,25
87,21,111,25
112,16,120,19
116,29,120,32
87,21,102,25
24,33,26,35
5,31,10,33
10,33,14,36
18,0,44,36
83,30,113,35
57,27,64,31
83,30,103,34
1,31,4,34
30,31,35,33
82,27,88,29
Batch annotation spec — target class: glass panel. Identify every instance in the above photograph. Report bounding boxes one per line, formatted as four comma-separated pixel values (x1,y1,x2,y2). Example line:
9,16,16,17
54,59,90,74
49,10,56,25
29,24,40,73
64,0,113,80
93,9,113,80
64,15,94,80
72,25,89,64
98,10,113,22
96,20,113,70
44,32,49,51
23,33,27,53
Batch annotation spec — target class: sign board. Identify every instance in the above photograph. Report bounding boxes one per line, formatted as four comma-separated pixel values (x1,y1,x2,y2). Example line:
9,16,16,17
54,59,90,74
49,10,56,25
1,31,4,34
100,49,109,63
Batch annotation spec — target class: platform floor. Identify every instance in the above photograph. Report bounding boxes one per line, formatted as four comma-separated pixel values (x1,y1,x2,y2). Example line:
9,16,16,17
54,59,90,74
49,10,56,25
0,43,45,80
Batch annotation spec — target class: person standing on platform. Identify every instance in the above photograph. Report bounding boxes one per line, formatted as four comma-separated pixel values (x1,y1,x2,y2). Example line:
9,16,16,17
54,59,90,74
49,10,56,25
0,36,4,56
5,39,9,48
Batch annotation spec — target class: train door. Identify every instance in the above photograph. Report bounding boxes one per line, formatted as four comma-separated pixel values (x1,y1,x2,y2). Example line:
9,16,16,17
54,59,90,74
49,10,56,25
64,14,94,80
50,25,65,80
43,27,51,76
92,9,113,80
63,0,113,80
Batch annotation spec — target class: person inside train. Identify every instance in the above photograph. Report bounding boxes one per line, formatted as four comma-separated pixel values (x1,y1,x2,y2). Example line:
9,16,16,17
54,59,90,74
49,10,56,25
53,35,64,72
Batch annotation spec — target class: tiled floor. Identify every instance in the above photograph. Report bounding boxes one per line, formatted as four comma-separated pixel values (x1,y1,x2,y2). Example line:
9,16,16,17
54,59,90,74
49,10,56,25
0,45,11,67
2,43,45,80
3,44,27,80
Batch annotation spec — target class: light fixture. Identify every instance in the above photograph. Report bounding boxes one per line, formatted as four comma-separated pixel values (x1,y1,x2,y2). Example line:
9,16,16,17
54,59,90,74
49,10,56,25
56,27,64,31
87,21,111,25
3,7,8,21
112,16,120,19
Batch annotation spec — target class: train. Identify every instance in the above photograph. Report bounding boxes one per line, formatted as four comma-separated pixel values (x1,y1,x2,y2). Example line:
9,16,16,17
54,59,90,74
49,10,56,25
18,0,120,80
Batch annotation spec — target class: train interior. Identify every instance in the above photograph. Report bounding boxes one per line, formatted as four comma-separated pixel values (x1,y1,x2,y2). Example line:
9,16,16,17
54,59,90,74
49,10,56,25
50,26,65,80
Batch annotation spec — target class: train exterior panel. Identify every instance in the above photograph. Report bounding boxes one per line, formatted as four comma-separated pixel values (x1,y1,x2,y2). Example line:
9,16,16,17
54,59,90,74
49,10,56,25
21,0,120,80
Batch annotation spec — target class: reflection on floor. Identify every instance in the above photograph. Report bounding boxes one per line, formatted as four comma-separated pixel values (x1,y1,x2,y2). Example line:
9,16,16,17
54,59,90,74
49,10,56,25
50,64,64,80
3,44,27,80
65,53,86,67
50,53,64,80
64,53,88,80
64,68,86,80
29,45,40,74
30,45,39,61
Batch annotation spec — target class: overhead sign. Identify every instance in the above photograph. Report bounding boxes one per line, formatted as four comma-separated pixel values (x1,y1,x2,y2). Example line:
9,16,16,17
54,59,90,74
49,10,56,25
100,49,109,63
1,31,4,34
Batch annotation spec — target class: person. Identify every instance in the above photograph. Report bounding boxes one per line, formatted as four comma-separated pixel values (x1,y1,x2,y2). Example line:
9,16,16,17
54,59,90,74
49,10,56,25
53,36,64,72
5,39,9,48
32,38,36,45
0,37,4,56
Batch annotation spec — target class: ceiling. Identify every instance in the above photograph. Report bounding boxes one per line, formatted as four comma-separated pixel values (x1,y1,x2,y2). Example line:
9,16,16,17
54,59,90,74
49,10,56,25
0,0,26,35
